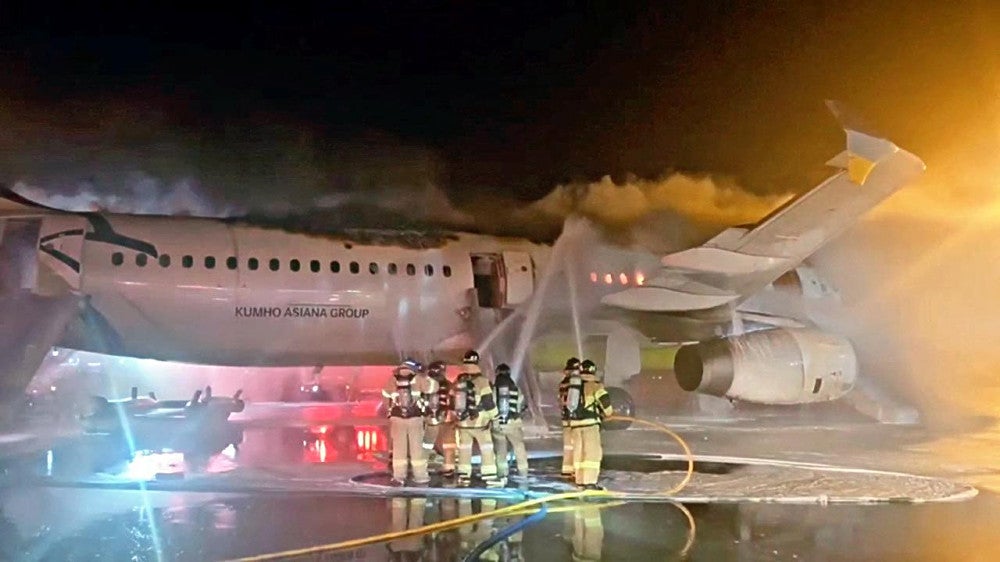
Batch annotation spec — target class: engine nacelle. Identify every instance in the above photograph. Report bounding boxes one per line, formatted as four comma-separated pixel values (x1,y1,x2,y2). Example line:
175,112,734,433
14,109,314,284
674,328,856,404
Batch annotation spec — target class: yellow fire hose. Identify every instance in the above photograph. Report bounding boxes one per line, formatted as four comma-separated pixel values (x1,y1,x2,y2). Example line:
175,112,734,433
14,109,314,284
224,415,695,561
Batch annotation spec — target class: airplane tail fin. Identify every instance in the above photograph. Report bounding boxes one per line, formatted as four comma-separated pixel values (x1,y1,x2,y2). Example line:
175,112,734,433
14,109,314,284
601,102,925,312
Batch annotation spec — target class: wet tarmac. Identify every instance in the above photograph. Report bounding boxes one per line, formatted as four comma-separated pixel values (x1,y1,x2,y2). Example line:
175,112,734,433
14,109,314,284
3,486,1000,561
2,401,1000,561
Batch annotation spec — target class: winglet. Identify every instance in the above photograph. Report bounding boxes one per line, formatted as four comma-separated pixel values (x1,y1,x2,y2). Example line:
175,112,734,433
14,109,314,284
824,100,911,185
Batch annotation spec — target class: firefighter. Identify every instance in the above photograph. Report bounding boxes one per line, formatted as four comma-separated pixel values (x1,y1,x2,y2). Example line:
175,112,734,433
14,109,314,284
424,360,458,477
458,498,500,561
559,357,581,480
383,360,436,485
452,350,502,486
565,359,613,489
571,505,605,561
491,363,529,479
432,498,462,561
386,497,427,561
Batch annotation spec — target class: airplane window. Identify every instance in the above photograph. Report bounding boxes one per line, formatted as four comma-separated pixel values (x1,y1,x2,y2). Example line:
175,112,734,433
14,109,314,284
443,265,452,277
248,258,259,271
330,260,341,273
136,254,148,267
425,264,434,276
111,252,123,266
350,261,360,274
205,256,216,269
159,255,171,268
227,257,238,270
290,259,301,272
182,255,193,268
388,263,398,275
310,260,320,273
406,263,416,276
369,262,378,274
269,258,280,271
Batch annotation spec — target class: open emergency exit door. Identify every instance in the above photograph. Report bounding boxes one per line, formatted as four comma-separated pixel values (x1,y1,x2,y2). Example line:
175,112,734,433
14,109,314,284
470,251,535,309
0,219,41,293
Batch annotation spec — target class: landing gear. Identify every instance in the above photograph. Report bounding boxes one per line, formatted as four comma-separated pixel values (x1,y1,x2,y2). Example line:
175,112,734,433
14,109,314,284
604,386,634,430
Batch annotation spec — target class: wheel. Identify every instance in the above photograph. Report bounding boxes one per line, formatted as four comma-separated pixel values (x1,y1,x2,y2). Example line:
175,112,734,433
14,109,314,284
604,386,634,430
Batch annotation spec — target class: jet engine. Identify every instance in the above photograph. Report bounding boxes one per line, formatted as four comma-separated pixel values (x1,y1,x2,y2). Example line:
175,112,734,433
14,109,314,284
674,328,856,404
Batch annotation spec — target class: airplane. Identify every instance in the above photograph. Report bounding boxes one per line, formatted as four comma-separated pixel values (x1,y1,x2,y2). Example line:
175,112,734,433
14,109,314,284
82,385,245,433
0,102,925,426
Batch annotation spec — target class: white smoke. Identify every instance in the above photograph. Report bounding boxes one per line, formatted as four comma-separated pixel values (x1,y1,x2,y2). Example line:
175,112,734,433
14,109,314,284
526,173,789,226
13,177,242,217
0,95,459,222
519,172,791,252
811,171,1000,428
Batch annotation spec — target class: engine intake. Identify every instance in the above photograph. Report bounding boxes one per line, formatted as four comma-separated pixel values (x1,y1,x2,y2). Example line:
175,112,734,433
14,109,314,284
674,328,857,404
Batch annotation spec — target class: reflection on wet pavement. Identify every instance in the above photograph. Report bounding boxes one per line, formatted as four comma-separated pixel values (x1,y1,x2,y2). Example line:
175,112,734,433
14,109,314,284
4,488,1000,561
4,395,1000,560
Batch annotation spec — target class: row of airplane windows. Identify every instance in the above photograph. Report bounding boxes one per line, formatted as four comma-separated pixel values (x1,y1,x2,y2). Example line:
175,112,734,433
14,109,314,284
109,252,454,277
590,271,646,286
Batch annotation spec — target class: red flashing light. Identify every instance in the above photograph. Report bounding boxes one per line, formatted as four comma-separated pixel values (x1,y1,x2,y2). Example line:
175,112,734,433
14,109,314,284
355,426,381,453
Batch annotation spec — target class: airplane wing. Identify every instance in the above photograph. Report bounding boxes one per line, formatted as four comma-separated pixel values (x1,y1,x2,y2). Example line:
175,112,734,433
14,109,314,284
601,102,926,313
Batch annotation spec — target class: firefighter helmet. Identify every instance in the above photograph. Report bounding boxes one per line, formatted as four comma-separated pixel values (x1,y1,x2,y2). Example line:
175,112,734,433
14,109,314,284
463,350,480,364
496,363,511,377
580,359,597,375
427,360,446,376
402,357,423,372
564,357,581,371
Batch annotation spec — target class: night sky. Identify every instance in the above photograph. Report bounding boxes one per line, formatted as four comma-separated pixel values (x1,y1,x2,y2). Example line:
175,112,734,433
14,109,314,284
1,1,997,228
